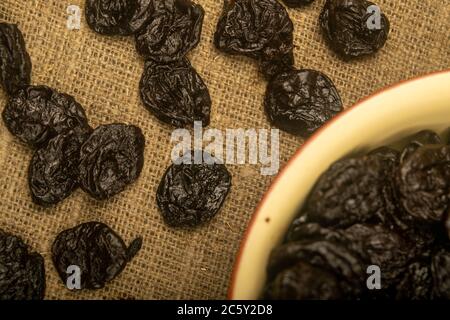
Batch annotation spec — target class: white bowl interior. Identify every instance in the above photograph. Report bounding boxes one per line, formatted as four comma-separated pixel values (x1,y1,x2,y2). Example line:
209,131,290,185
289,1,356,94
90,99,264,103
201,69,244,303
230,71,450,300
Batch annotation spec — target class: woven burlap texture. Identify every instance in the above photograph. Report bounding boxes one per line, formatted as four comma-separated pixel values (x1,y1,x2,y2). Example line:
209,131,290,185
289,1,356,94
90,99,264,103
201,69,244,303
0,0,449,299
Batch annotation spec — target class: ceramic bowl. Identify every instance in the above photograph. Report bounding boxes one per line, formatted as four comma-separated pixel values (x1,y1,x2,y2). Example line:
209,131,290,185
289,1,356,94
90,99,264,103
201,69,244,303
229,70,450,300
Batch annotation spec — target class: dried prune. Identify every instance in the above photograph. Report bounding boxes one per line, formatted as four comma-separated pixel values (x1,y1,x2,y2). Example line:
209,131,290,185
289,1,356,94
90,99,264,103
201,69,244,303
263,261,343,300
282,0,315,8
86,0,154,36
139,58,211,127
135,0,204,62
396,145,450,223
157,152,232,227
2,85,91,148
319,0,390,59
0,23,32,95
259,38,295,80
0,229,45,300
267,240,365,296
395,261,433,300
214,0,293,59
78,123,145,200
214,0,294,79
52,222,142,290
400,130,442,163
264,69,343,137
337,224,416,286
369,146,400,163
431,247,450,299
28,128,91,206
301,154,395,228
283,223,415,290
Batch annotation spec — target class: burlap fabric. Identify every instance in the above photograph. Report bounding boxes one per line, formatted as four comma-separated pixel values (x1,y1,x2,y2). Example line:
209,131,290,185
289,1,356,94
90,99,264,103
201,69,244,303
0,0,448,300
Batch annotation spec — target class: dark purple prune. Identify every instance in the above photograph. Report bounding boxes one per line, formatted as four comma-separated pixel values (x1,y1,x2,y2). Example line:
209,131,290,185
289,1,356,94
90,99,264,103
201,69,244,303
400,130,442,163
78,123,145,200
214,0,294,79
431,247,450,299
0,229,45,300
28,128,92,207
337,224,416,286
85,0,154,36
214,0,293,59
128,0,155,33
285,221,333,243
139,58,211,127
396,145,450,223
301,154,395,228
52,222,142,290
263,261,343,300
135,0,204,62
319,0,390,59
284,223,415,289
157,152,232,228
259,38,295,80
282,0,315,7
369,146,400,163
264,69,343,137
267,240,365,296
0,23,32,95
395,261,433,300
2,85,91,148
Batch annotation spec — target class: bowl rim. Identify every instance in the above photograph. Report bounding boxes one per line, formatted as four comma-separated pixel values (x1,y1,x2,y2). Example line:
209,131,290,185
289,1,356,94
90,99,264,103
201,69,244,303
227,68,450,300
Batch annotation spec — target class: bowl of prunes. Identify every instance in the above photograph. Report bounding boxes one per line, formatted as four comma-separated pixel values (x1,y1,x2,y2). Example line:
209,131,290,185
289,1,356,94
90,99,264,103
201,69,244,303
229,70,450,300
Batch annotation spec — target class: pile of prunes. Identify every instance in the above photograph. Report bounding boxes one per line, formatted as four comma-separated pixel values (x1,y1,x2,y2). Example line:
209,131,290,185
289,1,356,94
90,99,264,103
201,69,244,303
0,23,146,207
0,22,145,299
264,130,450,300
86,0,212,128
214,0,390,138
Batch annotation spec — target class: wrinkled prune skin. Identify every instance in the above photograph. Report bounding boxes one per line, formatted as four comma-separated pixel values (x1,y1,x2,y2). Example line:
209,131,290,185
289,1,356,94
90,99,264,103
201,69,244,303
214,0,294,79
400,130,442,163
0,230,45,300
157,152,232,227
282,0,315,7
263,262,343,300
282,223,416,293
259,40,295,80
395,260,433,300
369,146,400,163
267,239,364,296
140,58,211,127
431,247,450,299
320,0,390,59
302,154,395,228
135,0,204,62
264,69,343,137
29,128,91,207
0,23,32,96
2,85,91,148
396,145,450,223
78,124,145,200
52,222,142,290
337,224,416,286
129,0,155,33
86,0,154,35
